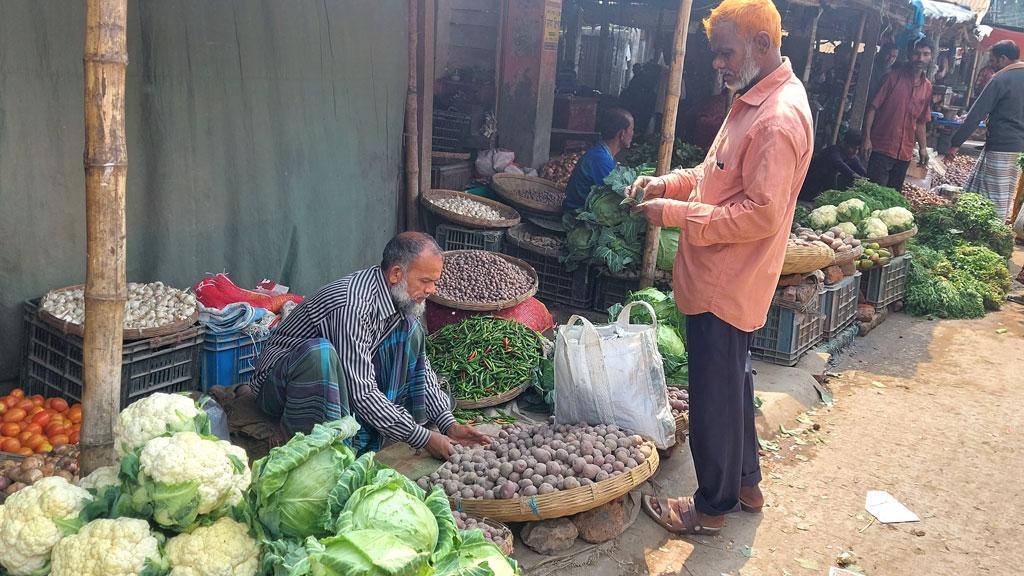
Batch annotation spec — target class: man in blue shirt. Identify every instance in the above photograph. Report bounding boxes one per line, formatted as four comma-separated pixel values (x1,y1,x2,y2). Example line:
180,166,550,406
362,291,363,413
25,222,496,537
562,108,634,212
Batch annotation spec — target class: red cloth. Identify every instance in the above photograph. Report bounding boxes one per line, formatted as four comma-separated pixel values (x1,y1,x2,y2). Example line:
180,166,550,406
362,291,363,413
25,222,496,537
425,298,554,335
193,273,303,313
869,66,932,162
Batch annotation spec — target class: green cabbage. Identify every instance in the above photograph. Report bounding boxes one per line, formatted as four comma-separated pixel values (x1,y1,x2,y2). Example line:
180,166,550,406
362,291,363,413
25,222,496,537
339,470,441,555
434,531,519,576
807,205,838,229
250,418,360,540
657,228,679,271
308,530,431,576
579,190,626,227
836,198,870,223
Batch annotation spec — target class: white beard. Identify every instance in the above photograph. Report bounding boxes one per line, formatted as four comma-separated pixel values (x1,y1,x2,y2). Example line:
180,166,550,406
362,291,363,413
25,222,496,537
726,44,762,91
389,278,426,318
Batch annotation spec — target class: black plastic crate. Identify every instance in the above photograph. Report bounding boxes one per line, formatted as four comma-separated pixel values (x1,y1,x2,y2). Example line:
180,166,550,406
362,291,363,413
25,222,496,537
820,272,860,339
591,272,641,313
21,299,203,408
751,291,823,367
430,161,472,191
860,255,911,306
432,110,472,152
503,242,596,309
435,224,504,252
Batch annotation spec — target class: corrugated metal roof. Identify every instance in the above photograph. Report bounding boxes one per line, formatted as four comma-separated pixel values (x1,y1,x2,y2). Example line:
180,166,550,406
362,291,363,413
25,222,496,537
921,0,979,23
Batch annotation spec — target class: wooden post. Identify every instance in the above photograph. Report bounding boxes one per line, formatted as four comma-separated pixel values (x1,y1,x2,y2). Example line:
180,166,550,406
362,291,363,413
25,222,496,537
965,45,982,104
405,0,422,231
848,9,881,132
81,0,128,475
639,0,692,289
417,0,436,205
832,11,867,145
802,7,822,84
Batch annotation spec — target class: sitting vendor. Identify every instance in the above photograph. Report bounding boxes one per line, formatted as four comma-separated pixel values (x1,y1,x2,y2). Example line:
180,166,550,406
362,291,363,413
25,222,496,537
799,130,868,202
562,107,635,212
250,232,488,458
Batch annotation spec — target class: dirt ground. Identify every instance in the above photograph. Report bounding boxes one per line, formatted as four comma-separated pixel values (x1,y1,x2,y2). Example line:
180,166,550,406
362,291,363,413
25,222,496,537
531,249,1024,576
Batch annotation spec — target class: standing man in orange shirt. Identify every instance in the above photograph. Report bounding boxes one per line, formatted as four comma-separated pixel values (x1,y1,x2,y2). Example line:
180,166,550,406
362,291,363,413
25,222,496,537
628,0,813,534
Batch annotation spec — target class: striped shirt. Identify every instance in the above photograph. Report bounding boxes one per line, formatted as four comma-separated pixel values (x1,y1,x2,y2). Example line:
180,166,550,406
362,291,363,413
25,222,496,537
251,267,456,448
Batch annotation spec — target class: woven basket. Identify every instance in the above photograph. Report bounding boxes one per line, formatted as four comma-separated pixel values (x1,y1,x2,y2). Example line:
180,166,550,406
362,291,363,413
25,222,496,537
506,224,565,259
38,284,199,341
673,412,689,443
480,518,515,556
455,383,528,409
526,215,568,233
491,174,565,216
832,245,864,267
429,251,539,311
432,151,472,162
871,226,918,248
449,441,660,522
422,189,521,230
781,244,835,275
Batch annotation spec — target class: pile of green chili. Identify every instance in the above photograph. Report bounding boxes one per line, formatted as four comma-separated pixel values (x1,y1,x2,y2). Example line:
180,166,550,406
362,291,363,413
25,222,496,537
426,316,542,401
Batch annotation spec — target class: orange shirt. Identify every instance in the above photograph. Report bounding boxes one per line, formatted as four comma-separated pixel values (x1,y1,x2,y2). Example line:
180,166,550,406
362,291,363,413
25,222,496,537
868,66,932,162
660,59,813,332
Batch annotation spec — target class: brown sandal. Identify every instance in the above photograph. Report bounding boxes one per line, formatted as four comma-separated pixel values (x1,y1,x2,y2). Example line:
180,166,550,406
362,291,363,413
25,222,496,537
642,495,723,535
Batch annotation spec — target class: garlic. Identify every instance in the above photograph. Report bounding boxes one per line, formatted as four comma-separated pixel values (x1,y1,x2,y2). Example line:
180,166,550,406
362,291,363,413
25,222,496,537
42,282,196,330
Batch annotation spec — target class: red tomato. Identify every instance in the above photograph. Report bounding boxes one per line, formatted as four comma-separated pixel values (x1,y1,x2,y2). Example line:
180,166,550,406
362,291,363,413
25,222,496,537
9,388,25,398
16,447,33,456
34,441,52,454
2,396,18,409
29,395,44,407
69,430,80,444
23,423,42,435
45,422,66,437
23,434,45,450
18,431,34,443
3,408,26,423
47,398,69,413
15,399,35,413
49,434,69,447
0,438,20,452
0,422,20,437
31,411,50,427
67,406,83,424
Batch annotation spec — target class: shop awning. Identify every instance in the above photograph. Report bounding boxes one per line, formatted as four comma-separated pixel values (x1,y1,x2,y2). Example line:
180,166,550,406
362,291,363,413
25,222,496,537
921,0,979,23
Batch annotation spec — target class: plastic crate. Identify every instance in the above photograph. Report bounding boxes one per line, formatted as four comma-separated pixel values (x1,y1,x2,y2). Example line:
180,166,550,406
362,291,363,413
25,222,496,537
503,242,596,309
591,272,641,313
820,272,861,339
201,330,270,390
430,161,472,191
751,291,823,367
432,110,471,152
860,255,911,306
435,224,505,252
20,299,202,408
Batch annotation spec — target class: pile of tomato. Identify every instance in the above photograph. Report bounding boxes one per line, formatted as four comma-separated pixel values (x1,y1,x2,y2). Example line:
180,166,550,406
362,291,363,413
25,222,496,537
0,389,81,456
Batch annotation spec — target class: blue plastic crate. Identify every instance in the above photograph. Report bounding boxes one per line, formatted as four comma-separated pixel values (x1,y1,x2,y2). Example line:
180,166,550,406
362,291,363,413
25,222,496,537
751,290,823,367
201,330,270,390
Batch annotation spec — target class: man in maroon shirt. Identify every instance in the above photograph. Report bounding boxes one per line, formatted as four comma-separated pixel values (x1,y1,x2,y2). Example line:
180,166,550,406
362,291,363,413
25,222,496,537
862,39,934,190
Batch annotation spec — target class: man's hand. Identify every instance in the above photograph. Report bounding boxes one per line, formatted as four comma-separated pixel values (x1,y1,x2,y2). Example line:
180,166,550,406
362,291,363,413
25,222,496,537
862,138,873,161
424,431,454,460
633,198,671,227
447,423,490,447
628,175,666,202
918,145,930,167
944,147,959,163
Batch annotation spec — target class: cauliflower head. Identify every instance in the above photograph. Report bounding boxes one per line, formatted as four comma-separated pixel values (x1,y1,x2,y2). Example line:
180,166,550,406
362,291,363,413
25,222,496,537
0,477,93,575
132,432,250,529
77,465,120,493
857,217,890,239
877,206,914,233
166,517,260,576
50,517,167,576
115,392,209,455
836,198,871,223
807,205,838,230
835,221,858,237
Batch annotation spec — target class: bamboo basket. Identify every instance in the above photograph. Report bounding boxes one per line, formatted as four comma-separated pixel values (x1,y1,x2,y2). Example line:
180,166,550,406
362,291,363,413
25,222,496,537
781,244,835,275
673,412,689,443
832,245,863,267
38,284,199,341
429,251,539,311
449,441,660,522
480,518,514,556
422,189,521,230
505,223,565,259
455,383,528,409
491,174,565,216
526,215,568,233
870,226,918,248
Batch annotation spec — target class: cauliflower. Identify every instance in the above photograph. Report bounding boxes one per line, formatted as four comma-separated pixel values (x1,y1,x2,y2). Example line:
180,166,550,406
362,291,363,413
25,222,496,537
835,221,858,237
807,205,838,230
877,206,915,233
50,517,167,576
115,392,210,455
166,517,260,576
0,477,93,575
857,217,890,239
836,198,871,223
77,465,120,493
130,432,250,530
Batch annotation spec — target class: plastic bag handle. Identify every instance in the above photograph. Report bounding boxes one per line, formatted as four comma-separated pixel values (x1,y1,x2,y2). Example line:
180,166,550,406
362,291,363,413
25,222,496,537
615,300,658,329
563,314,603,350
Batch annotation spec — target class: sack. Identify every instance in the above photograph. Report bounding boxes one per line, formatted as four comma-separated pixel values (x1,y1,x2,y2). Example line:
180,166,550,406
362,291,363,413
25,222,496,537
553,301,675,449
475,149,516,177
424,298,555,335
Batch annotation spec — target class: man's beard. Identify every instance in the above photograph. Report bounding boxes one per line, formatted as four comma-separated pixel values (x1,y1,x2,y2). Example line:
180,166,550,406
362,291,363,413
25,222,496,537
389,278,425,318
726,44,762,91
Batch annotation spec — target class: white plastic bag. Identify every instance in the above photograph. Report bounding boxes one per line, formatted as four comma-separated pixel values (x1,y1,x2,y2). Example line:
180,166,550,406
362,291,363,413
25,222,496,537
553,301,676,449
475,149,515,177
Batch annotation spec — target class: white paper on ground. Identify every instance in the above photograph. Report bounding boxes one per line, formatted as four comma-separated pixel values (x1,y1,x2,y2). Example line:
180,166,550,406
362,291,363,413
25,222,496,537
865,490,920,523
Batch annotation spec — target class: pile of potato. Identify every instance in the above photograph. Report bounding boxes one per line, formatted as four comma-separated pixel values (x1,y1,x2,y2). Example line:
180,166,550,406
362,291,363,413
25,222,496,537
452,511,511,552
791,226,861,255
0,445,80,503
417,421,650,500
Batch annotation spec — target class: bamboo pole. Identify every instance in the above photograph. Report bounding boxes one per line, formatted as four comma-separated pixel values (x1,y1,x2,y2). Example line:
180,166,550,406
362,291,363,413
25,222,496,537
965,45,982,104
832,11,867,145
405,0,422,231
81,0,128,475
639,0,692,289
417,0,436,205
802,7,822,84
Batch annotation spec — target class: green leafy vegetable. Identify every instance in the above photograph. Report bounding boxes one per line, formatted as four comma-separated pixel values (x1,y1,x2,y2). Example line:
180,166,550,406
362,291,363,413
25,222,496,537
338,470,440,555
657,228,680,271
308,530,431,576
816,180,911,212
433,530,520,576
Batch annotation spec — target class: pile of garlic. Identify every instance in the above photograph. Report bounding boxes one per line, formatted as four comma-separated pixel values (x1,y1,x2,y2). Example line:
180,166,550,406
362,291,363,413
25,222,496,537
41,283,197,330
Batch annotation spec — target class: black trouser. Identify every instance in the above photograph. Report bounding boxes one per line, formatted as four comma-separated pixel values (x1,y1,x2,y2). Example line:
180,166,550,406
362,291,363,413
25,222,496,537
867,152,911,190
685,312,761,516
